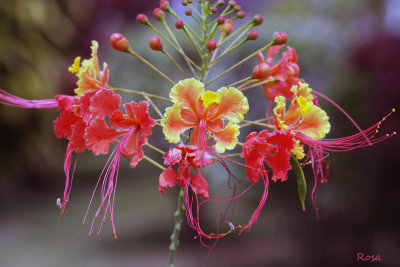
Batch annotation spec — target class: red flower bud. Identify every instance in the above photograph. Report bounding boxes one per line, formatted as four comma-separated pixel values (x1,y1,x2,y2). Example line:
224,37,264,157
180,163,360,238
153,8,165,21
149,36,163,51
160,1,169,11
136,14,148,24
110,33,130,52
237,10,245,19
252,63,270,80
211,6,217,13
187,0,193,3
247,30,258,41
175,20,184,29
272,32,288,45
185,8,192,16
217,16,225,25
220,21,233,36
228,0,236,8
207,39,217,51
253,14,263,26
182,0,187,5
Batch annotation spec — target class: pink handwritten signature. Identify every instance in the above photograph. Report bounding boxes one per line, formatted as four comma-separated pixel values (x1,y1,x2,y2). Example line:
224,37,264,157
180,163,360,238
357,252,383,263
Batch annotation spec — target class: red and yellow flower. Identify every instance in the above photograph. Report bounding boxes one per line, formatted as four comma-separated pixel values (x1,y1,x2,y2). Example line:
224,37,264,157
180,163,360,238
161,78,248,159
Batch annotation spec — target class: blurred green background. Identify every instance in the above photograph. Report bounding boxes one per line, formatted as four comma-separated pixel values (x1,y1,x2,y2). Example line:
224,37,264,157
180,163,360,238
0,0,399,266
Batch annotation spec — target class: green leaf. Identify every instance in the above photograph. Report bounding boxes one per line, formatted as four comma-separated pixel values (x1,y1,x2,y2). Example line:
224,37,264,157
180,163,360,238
290,154,307,211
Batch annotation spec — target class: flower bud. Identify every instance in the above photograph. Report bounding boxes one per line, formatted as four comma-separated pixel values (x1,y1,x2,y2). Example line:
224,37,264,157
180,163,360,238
217,16,225,25
187,0,193,3
252,63,270,80
220,21,233,36
228,0,236,8
217,0,225,6
136,14,149,24
247,30,258,41
237,10,245,19
253,14,263,26
234,4,241,11
175,20,184,29
211,6,217,13
182,0,188,5
160,1,169,11
153,8,165,21
149,36,163,51
207,39,217,51
185,8,192,16
110,33,130,52
272,32,288,45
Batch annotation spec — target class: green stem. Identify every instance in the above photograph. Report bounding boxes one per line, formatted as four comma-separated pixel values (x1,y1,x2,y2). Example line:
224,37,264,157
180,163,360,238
127,49,175,85
111,87,172,103
142,154,165,171
241,120,274,129
168,187,185,267
205,41,273,86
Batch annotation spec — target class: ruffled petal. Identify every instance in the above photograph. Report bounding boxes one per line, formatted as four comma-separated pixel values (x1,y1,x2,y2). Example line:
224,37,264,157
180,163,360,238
211,122,240,153
191,172,209,199
56,95,78,112
109,110,135,130
292,105,331,139
53,112,80,139
163,147,183,166
79,90,96,123
89,89,121,119
127,101,155,136
162,105,194,143
69,119,87,153
169,78,204,113
85,119,123,155
210,87,249,123
159,166,178,193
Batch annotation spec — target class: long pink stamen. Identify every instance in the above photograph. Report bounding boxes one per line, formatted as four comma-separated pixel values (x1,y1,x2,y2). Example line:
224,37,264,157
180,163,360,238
0,89,58,109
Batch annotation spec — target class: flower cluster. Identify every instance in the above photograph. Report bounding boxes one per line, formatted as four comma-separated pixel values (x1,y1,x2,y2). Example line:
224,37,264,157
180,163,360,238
0,0,396,262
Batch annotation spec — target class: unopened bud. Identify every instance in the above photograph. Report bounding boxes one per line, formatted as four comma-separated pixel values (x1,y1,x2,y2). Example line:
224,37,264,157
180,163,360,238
234,4,241,11
253,14,263,26
149,36,163,51
160,1,169,11
217,0,225,6
136,14,149,24
182,0,188,5
185,8,192,16
252,63,270,80
175,20,184,29
153,8,165,21
228,0,236,8
207,39,217,51
217,16,225,25
220,21,233,36
110,33,130,52
272,32,288,45
187,0,193,3
237,10,245,19
211,6,217,13
247,30,258,41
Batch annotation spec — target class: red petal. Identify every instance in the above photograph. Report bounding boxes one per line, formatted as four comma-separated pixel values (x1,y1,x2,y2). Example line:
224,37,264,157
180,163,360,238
90,88,121,119
53,111,80,139
56,95,78,112
84,119,122,155
191,172,209,199
69,119,86,153
163,147,183,166
79,90,96,123
159,166,177,193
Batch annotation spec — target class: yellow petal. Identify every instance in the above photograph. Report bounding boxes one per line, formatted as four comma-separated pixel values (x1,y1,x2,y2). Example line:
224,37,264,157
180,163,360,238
68,57,81,74
161,105,194,143
273,96,289,130
291,139,305,159
201,91,220,109
169,78,204,112
293,105,331,138
211,122,240,153
210,87,249,123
